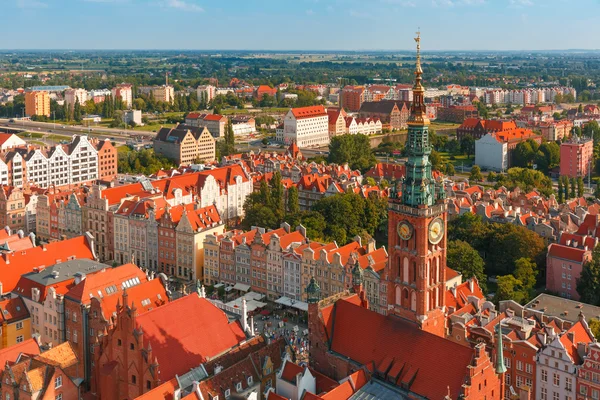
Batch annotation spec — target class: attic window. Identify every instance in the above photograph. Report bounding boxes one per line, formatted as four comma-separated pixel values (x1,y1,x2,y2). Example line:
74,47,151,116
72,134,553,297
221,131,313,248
224,389,230,398
236,382,242,391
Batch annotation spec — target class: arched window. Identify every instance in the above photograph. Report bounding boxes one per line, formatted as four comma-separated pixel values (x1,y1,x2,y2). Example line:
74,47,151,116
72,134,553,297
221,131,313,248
412,262,417,283
396,256,402,278
395,286,401,305
410,291,417,312
403,288,409,308
403,258,409,283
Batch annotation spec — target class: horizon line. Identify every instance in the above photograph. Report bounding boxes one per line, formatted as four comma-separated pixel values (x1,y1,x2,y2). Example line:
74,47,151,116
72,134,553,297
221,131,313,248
1,48,600,53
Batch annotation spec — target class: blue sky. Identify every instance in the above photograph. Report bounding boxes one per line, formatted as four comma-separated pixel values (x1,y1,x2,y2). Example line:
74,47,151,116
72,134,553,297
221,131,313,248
3,0,600,50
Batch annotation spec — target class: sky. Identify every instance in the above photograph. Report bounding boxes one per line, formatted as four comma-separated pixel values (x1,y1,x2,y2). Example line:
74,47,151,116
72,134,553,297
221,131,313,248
2,0,600,51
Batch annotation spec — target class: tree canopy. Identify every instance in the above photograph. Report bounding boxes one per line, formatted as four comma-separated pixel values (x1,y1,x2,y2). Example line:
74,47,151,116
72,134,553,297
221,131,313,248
446,240,487,292
328,134,376,172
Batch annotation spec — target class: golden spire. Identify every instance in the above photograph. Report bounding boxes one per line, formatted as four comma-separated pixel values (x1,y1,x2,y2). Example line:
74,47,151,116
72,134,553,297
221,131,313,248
408,29,429,126
415,30,423,77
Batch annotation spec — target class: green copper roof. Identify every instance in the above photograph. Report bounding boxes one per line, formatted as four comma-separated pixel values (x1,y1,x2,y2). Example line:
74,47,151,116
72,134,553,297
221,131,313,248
495,323,507,374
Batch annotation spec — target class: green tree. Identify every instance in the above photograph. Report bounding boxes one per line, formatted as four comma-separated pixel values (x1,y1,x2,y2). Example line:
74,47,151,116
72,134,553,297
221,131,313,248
513,140,539,168
577,176,585,198
447,240,487,292
460,135,475,159
577,246,600,305
430,150,443,171
286,185,299,214
220,118,236,157
571,177,577,199
446,163,456,176
328,134,376,172
496,274,526,304
469,165,483,183
270,171,285,221
589,319,600,340
487,171,496,182
558,178,564,203
364,177,377,186
513,257,537,298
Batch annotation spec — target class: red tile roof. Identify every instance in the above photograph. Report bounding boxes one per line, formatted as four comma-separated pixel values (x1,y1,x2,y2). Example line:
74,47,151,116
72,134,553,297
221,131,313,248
560,320,595,364
323,297,474,399
280,360,304,383
0,297,29,323
137,295,246,381
203,114,227,122
547,243,590,263
0,339,40,375
291,106,327,119
96,277,168,320
65,263,147,305
0,235,95,293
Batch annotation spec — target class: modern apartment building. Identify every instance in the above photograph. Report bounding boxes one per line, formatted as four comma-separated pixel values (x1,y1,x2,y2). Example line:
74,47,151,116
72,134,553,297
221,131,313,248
154,124,216,165
111,83,133,108
197,84,216,103
64,88,88,110
24,91,50,117
282,106,329,148
153,85,174,103
560,137,594,178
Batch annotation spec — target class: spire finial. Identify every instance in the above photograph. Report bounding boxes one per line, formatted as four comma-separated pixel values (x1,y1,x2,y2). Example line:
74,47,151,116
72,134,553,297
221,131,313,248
414,29,423,76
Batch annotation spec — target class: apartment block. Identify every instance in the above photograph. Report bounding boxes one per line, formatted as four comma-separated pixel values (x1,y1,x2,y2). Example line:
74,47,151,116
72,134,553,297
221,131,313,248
111,83,133,108
560,137,594,177
154,124,216,165
24,91,50,117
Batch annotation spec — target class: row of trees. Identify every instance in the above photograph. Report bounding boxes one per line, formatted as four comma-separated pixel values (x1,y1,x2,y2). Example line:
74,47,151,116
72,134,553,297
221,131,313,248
242,171,388,246
557,175,585,203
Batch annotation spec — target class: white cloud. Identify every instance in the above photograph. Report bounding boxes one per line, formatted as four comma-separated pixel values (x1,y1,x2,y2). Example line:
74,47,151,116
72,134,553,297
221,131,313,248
163,0,204,12
381,0,417,6
306,8,315,14
16,0,48,8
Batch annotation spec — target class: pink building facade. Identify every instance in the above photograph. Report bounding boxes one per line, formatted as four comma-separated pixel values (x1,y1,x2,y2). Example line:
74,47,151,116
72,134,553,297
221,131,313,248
546,243,592,300
560,138,593,177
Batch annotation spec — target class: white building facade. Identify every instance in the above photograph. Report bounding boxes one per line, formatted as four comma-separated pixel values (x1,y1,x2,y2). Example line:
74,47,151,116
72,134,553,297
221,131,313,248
475,133,507,172
282,106,329,148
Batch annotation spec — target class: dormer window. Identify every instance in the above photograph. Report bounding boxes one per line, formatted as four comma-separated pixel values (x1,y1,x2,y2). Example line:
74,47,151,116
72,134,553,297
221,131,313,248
236,382,242,391
247,376,253,385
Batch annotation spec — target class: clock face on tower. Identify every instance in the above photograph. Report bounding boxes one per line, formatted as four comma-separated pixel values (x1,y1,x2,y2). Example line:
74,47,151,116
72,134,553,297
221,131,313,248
397,221,413,241
428,217,444,244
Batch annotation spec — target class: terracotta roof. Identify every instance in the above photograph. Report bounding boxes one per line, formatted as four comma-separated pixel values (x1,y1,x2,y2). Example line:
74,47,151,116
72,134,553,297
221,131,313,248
280,360,304,383
35,341,78,370
291,106,327,119
323,297,474,399
136,295,246,381
65,263,147,305
560,320,595,364
547,243,590,263
95,277,168,321
134,378,178,400
0,297,29,323
0,235,95,293
203,114,227,121
0,339,40,375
